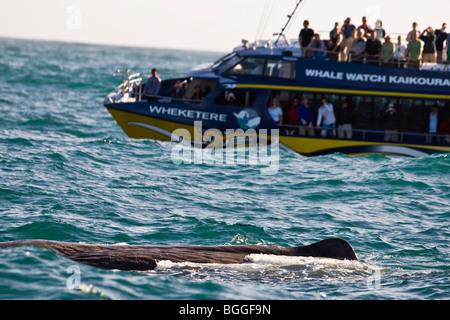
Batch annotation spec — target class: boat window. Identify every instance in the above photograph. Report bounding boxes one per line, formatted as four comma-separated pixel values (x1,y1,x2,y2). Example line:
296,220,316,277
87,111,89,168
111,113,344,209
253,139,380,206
212,53,234,69
223,58,266,76
424,100,436,107
214,54,244,74
214,90,256,107
183,78,217,102
265,60,296,79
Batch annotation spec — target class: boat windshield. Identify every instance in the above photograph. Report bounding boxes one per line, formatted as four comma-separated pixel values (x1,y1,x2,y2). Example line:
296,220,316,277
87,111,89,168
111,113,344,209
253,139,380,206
265,59,296,79
212,53,243,74
224,57,266,76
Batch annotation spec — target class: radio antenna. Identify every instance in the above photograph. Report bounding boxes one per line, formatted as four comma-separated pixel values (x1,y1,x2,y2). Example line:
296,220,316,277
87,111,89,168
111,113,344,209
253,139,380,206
274,0,304,46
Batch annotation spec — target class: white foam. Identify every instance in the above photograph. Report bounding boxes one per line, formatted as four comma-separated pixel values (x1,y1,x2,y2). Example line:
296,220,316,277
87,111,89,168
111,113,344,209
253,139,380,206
244,254,365,268
152,254,377,276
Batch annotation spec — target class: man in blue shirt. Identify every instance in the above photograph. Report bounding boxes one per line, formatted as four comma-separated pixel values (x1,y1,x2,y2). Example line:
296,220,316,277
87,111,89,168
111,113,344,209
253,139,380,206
342,17,356,38
297,98,315,136
143,68,161,100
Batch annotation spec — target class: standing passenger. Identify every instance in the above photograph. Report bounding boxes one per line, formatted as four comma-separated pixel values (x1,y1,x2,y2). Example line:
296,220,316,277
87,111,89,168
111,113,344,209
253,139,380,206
316,97,336,137
435,23,447,63
406,22,422,42
425,104,441,144
336,100,353,139
297,98,315,136
448,32,450,62
342,18,356,39
381,36,395,66
143,68,162,100
438,116,450,144
358,16,374,36
405,33,424,68
286,98,299,125
350,29,367,63
365,31,382,65
394,35,406,67
383,103,400,142
342,29,358,61
420,27,437,63
268,98,283,126
299,20,315,57
306,34,327,59
169,79,186,102
374,20,386,41
328,26,344,61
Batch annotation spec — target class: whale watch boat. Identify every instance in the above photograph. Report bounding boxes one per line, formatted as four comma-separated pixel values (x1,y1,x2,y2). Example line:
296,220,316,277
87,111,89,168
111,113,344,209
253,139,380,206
104,2,450,157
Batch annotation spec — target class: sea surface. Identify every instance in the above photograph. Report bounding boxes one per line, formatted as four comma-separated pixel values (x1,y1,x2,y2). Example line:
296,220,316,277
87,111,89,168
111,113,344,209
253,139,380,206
0,38,449,300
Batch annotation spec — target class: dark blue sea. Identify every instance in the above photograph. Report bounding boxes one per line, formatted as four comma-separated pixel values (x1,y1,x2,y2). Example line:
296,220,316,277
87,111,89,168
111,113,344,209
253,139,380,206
0,38,449,300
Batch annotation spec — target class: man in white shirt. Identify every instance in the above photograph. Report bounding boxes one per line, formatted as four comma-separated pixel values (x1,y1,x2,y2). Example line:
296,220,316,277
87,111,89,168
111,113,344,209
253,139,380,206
394,35,406,67
316,97,336,137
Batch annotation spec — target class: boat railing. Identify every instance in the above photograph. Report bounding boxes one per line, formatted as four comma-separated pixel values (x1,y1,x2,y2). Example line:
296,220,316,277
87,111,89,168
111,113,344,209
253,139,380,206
113,68,142,93
279,124,450,146
141,95,202,104
302,45,450,71
112,67,202,103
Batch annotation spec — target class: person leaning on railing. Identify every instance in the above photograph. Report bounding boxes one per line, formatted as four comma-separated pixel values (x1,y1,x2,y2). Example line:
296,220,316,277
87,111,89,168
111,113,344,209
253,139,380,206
305,34,327,59
349,29,367,63
328,26,344,61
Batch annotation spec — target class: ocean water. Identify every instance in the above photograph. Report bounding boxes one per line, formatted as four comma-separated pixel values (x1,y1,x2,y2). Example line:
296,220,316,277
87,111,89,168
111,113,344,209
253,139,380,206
0,38,449,300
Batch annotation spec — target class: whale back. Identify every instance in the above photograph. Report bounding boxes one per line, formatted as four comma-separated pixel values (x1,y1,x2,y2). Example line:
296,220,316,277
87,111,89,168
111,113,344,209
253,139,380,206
0,238,358,271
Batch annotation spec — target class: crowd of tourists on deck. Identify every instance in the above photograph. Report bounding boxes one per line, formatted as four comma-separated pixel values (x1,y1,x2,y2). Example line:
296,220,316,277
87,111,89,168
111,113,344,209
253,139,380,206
298,17,449,68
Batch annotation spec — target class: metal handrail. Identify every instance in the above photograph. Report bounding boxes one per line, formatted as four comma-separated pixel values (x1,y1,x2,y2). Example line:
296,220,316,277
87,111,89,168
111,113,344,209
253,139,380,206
141,94,202,104
279,124,449,144
303,43,450,71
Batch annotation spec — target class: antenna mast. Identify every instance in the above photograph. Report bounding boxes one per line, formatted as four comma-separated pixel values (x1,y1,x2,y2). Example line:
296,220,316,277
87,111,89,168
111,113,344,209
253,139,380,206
274,0,304,46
